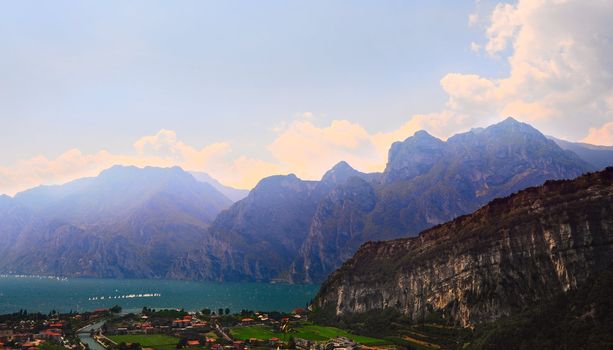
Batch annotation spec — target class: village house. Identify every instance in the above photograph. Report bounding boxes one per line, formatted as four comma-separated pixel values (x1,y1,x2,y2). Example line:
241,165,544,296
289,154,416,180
186,340,200,347
37,329,62,342
239,318,254,326
172,319,192,328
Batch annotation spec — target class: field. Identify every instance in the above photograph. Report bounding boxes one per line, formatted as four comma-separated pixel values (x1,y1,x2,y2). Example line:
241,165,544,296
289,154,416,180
230,323,389,346
108,334,179,350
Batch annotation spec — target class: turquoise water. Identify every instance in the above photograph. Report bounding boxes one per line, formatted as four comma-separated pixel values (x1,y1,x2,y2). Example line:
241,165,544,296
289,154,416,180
0,276,319,314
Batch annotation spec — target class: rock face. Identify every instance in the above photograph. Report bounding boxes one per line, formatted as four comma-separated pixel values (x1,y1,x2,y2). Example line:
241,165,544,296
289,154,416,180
294,117,591,283
169,174,327,281
313,168,613,327
173,118,593,283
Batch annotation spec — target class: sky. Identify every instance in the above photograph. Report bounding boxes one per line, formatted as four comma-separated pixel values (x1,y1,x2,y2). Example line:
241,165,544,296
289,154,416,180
1,0,612,195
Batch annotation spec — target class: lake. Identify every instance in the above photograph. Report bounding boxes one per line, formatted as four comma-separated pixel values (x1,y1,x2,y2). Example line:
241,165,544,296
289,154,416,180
0,275,319,314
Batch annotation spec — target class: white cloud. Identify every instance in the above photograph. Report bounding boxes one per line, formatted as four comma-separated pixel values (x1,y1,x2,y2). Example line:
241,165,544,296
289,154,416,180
582,121,613,146
3,0,613,195
470,42,481,52
0,130,278,196
429,0,613,142
468,13,480,27
267,116,439,180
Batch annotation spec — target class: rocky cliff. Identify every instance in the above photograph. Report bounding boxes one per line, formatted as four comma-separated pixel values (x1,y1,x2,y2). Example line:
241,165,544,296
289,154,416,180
313,167,613,327
295,117,591,283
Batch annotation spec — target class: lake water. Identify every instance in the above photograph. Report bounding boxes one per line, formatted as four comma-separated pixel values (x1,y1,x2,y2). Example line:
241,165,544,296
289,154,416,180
0,276,319,314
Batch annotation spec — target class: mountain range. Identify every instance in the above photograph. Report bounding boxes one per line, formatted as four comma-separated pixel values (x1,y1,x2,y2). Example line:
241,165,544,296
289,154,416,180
0,166,232,278
312,166,613,327
0,117,611,281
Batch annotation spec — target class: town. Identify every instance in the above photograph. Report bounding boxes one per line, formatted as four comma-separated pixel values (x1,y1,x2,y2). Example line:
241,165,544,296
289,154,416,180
0,306,393,350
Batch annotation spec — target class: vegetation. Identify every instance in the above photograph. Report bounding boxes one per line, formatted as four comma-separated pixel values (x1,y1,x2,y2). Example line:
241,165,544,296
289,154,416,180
110,305,122,313
109,334,179,350
463,265,613,350
230,322,389,345
39,343,71,350
141,307,187,319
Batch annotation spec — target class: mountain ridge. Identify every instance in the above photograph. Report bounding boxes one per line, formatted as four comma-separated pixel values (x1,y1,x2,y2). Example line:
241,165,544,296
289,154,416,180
0,118,610,282
313,167,613,326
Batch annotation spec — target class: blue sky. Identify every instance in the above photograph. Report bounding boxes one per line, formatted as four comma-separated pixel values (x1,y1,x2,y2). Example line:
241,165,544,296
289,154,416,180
1,1,494,161
1,0,612,194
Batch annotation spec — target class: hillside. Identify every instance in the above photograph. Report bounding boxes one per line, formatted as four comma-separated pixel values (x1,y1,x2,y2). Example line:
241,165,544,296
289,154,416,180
313,167,613,327
293,117,591,282
0,166,232,278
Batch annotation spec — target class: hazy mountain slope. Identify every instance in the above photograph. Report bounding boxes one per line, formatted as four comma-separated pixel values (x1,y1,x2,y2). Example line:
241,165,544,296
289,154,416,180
0,196,42,260
190,171,250,202
15,165,232,224
169,174,325,281
294,118,591,283
549,136,613,171
0,119,601,282
0,166,233,278
313,167,613,326
170,162,375,282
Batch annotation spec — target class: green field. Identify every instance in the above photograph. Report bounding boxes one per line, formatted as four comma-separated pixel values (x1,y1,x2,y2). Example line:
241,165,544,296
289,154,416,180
108,334,179,350
230,323,389,346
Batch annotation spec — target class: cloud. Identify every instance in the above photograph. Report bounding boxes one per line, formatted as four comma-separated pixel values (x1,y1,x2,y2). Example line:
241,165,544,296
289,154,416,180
582,121,613,146
268,120,380,179
3,0,613,195
470,42,481,52
428,0,613,142
468,13,479,27
0,130,277,196
267,116,438,180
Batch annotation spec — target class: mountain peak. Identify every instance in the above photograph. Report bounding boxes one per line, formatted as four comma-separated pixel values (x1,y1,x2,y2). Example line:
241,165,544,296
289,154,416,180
384,130,446,182
413,130,434,139
321,161,363,184
488,116,538,134
500,116,520,125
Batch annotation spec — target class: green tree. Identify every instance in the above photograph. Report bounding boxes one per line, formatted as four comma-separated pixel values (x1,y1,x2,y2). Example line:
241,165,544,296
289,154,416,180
176,338,188,349
110,305,122,313
224,308,230,315
288,336,296,349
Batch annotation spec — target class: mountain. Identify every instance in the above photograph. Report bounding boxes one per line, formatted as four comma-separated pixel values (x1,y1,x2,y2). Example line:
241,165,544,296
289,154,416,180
0,118,601,282
549,136,613,171
173,118,592,283
0,195,42,260
293,117,592,283
312,167,613,327
464,263,613,349
190,171,250,202
0,166,233,278
169,174,326,281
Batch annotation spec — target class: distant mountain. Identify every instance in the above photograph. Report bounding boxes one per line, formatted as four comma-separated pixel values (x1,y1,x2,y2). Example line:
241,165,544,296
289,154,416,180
169,174,325,281
293,117,591,283
173,118,593,283
0,118,603,282
549,136,613,170
190,171,249,202
0,166,232,278
313,167,613,327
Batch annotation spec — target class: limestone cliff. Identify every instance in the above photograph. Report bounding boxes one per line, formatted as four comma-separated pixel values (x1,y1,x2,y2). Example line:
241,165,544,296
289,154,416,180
314,168,613,327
